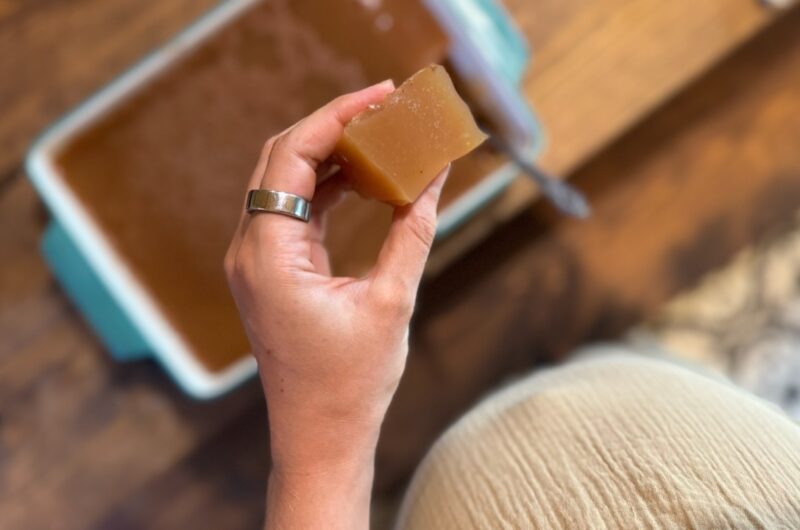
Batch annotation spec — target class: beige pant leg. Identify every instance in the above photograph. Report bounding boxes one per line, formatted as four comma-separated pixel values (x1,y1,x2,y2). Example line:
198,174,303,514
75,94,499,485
396,351,800,529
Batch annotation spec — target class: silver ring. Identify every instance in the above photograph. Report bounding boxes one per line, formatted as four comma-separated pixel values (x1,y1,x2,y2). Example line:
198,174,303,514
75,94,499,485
246,189,311,222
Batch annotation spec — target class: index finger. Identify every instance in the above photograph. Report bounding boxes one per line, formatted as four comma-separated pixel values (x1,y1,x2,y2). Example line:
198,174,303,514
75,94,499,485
247,81,395,257
259,79,395,202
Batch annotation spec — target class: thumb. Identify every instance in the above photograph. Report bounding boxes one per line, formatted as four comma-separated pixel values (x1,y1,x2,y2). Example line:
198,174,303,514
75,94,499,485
372,166,450,293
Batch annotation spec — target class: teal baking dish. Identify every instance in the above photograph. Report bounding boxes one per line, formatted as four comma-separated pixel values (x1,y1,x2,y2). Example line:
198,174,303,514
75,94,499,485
26,0,541,398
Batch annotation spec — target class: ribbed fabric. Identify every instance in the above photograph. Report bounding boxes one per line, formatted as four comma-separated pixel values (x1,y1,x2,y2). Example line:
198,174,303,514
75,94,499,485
396,352,800,529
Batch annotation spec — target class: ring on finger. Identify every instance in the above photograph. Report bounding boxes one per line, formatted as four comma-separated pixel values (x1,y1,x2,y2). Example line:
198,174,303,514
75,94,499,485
246,189,311,223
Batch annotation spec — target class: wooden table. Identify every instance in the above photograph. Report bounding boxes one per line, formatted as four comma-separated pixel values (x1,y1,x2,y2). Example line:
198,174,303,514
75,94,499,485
3,1,800,527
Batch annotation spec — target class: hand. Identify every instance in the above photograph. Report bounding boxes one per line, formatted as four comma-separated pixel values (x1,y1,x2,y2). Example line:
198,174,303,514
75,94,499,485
224,80,450,529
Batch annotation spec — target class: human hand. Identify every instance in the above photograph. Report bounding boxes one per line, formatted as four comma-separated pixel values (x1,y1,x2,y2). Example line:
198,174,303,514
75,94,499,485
225,81,449,483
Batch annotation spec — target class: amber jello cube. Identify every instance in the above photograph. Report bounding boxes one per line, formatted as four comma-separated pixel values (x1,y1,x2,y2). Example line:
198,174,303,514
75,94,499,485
334,65,487,206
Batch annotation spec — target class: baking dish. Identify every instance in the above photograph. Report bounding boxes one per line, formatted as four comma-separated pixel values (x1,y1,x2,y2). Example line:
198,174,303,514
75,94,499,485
26,0,540,397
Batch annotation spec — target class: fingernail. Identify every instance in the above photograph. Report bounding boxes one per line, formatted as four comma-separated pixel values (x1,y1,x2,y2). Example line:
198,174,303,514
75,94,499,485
377,79,395,90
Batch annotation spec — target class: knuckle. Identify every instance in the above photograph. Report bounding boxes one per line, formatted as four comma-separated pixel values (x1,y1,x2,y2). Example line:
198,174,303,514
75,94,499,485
222,252,247,292
370,279,414,317
407,212,437,248
283,128,321,167
232,249,251,282
261,136,278,158
223,252,235,280
270,132,290,158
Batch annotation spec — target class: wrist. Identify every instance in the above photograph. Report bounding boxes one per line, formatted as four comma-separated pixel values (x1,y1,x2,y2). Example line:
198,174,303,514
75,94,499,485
261,377,384,530
268,408,382,474
266,445,375,530
261,366,391,473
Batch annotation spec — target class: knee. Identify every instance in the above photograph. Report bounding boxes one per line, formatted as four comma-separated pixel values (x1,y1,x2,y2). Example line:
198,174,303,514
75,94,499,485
397,352,800,529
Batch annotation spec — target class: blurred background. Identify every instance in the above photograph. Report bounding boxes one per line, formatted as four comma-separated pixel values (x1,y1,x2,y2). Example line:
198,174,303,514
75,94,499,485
2,0,800,528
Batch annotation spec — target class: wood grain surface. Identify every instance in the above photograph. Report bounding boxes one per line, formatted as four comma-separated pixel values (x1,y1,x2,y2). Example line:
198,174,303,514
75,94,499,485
383,8,800,487
1,0,799,528
427,0,780,274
